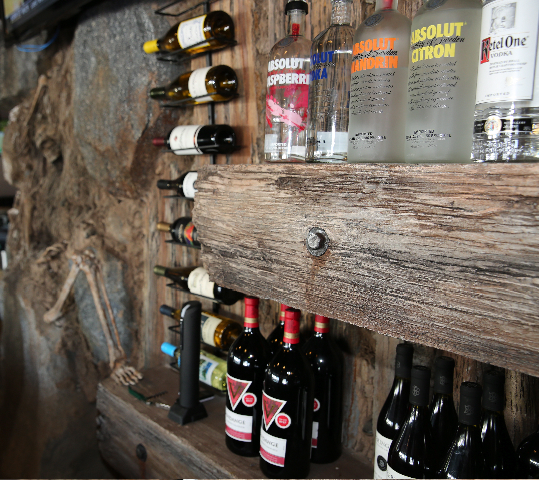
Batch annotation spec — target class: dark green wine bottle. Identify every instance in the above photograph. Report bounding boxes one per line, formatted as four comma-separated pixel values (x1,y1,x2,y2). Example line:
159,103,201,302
481,370,517,478
516,425,539,478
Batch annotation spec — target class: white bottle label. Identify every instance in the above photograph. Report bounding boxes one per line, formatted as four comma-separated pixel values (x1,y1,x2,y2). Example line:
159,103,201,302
188,267,215,298
198,353,218,386
311,421,319,448
178,15,209,50
182,171,198,199
476,0,539,105
264,134,279,153
200,313,221,346
260,427,287,467
374,430,393,479
225,407,253,442
315,131,348,154
168,125,203,155
386,465,414,479
188,67,213,103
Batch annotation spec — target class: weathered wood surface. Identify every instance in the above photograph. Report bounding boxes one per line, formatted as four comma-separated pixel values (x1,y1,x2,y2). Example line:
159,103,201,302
193,163,539,376
96,367,373,479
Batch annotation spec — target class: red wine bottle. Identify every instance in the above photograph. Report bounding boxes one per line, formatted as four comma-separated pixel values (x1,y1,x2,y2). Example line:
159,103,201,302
152,125,236,155
302,314,343,464
439,382,486,479
157,217,200,248
225,297,271,456
516,425,539,478
429,356,457,471
266,303,287,357
156,170,197,199
260,308,314,478
387,365,434,478
481,370,517,478
374,342,414,479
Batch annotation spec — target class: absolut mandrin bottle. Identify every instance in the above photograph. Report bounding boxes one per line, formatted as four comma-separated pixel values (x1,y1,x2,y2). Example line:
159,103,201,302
264,1,310,162
473,0,539,162
306,0,354,163
348,0,411,163
404,0,482,163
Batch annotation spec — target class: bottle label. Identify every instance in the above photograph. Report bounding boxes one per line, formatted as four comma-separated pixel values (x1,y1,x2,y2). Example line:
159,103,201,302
226,374,252,411
386,465,415,479
476,0,539,105
225,407,253,442
315,132,348,154
188,67,213,103
168,125,203,155
373,430,393,479
182,171,198,199
199,353,218,386
200,313,221,346
178,15,209,50
260,428,287,467
312,421,319,447
351,37,399,73
188,267,215,298
474,116,533,134
262,391,287,430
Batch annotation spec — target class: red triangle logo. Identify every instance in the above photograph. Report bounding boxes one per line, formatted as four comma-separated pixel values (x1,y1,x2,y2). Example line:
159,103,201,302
262,391,286,430
226,374,252,411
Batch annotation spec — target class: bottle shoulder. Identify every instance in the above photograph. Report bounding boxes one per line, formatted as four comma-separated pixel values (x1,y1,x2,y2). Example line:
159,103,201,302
229,330,271,364
355,9,411,39
269,35,312,58
266,346,314,386
311,24,355,50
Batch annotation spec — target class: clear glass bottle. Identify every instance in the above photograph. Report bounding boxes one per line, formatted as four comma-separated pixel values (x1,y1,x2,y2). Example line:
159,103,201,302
473,0,539,162
306,0,354,163
264,1,311,162
404,0,483,163
347,0,411,163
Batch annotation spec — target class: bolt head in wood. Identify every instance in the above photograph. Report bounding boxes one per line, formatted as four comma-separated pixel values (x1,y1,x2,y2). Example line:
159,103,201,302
306,227,329,256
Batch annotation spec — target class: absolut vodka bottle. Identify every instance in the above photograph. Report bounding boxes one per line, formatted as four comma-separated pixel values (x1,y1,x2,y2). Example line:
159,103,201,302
348,0,411,163
264,1,310,162
306,0,354,163
473,0,539,162
404,0,482,163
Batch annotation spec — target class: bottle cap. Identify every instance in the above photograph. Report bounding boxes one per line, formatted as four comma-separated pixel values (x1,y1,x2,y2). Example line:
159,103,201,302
409,365,431,407
459,381,482,425
314,314,330,333
157,222,172,232
285,0,308,14
161,342,178,357
433,356,455,395
482,370,505,412
280,303,288,320
150,87,167,100
244,296,259,327
153,265,167,276
159,304,175,317
143,39,159,54
395,343,414,379
152,137,167,147
156,179,173,190
283,308,301,344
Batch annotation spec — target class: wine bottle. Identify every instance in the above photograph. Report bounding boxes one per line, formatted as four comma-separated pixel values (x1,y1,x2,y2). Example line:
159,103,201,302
429,356,457,472
264,1,311,162
152,125,236,155
156,171,197,199
260,308,314,478
157,217,200,248
374,342,414,479
387,365,433,479
160,304,242,351
516,425,539,478
266,303,287,357
439,382,486,479
150,65,238,104
226,297,271,456
481,370,517,478
302,315,344,463
143,11,235,57
153,265,244,306
161,342,227,391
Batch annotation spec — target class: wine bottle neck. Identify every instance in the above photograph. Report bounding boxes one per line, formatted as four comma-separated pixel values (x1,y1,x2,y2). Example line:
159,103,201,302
286,10,307,37
375,0,397,10
150,87,167,99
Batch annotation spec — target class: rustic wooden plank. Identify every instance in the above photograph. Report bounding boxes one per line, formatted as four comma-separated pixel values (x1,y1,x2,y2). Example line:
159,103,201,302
193,163,539,377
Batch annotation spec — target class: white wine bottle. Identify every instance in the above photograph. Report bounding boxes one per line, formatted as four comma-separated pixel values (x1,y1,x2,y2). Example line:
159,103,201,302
152,125,236,155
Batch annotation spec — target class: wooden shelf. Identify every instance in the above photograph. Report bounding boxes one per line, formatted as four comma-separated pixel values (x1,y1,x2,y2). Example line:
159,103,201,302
192,163,539,377
96,367,373,479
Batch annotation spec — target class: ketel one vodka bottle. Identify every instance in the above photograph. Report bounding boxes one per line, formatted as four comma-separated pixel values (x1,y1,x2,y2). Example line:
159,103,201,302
306,0,354,163
226,297,271,456
260,308,315,478
473,0,539,162
264,0,310,162
348,0,411,163
404,0,482,163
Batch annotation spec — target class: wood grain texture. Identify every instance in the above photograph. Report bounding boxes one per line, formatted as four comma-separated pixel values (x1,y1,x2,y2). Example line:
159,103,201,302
193,163,539,376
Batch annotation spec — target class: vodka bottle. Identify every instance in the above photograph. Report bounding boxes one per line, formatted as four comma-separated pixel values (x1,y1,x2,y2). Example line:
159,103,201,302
404,0,482,163
473,0,539,162
306,0,354,163
264,1,310,162
348,0,411,163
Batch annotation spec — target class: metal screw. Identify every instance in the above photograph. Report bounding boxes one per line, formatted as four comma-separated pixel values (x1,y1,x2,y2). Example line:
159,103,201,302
136,443,147,462
306,227,329,257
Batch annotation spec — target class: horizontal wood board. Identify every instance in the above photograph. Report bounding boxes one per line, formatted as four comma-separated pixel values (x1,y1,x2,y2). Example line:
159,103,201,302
193,163,539,376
